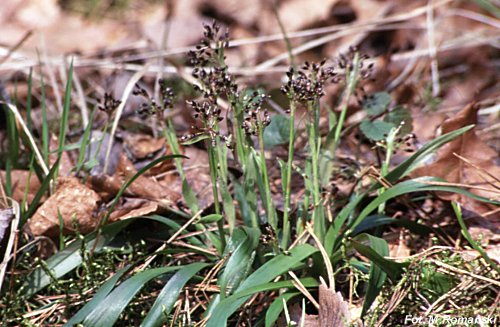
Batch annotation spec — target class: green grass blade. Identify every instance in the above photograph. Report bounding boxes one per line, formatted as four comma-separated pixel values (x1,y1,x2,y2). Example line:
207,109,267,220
64,265,132,327
5,109,19,196
351,214,433,236
75,107,96,174
265,292,301,327
222,277,318,301
26,68,33,131
23,218,132,297
141,263,209,327
351,234,407,282
384,125,474,183
355,234,389,316
348,177,500,235
219,227,260,297
84,266,182,327
329,176,500,253
452,202,500,274
40,73,49,164
206,244,318,327
55,60,74,180
21,157,60,225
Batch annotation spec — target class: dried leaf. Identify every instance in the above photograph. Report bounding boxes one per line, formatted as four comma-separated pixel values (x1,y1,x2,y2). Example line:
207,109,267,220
123,134,166,160
0,170,41,204
90,154,180,205
282,284,350,327
109,198,159,221
318,284,351,327
413,103,500,216
29,177,100,237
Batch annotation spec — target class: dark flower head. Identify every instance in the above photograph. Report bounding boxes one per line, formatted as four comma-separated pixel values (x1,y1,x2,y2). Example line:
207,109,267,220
336,46,373,81
182,99,232,148
132,82,174,120
99,93,121,113
241,91,270,136
281,60,336,103
187,20,229,68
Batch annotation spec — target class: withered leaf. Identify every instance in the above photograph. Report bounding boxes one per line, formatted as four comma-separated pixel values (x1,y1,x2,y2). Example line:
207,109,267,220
29,177,100,237
413,103,500,217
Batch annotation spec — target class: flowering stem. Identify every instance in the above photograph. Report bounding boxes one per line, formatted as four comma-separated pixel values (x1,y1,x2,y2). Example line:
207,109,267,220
281,101,296,249
231,99,249,166
207,143,226,252
257,120,276,230
331,52,360,155
309,100,325,240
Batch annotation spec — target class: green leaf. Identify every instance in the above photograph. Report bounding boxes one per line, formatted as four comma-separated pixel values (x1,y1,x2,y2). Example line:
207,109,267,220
141,263,209,327
264,115,290,147
233,178,258,227
226,277,318,300
351,214,432,236
218,227,260,297
220,179,236,233
206,244,318,327
351,234,407,282
84,266,181,327
360,120,395,141
348,177,500,235
385,125,474,184
64,265,132,327
145,215,204,247
355,234,389,316
266,292,301,327
55,60,74,181
363,92,391,116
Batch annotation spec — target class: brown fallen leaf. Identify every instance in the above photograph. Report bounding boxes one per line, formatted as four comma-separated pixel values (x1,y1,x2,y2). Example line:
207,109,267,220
0,169,41,204
123,133,166,161
159,146,213,211
108,198,159,222
29,176,100,237
413,103,500,218
318,284,350,327
90,153,181,206
280,284,350,327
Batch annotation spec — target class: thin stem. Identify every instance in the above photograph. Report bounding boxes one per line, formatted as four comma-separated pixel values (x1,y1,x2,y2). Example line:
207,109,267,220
207,143,226,252
281,101,296,249
378,127,397,214
331,53,360,155
257,121,276,229
231,99,249,166
310,100,324,240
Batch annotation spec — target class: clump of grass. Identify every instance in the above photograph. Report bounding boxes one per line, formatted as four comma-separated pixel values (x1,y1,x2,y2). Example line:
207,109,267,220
1,20,499,327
